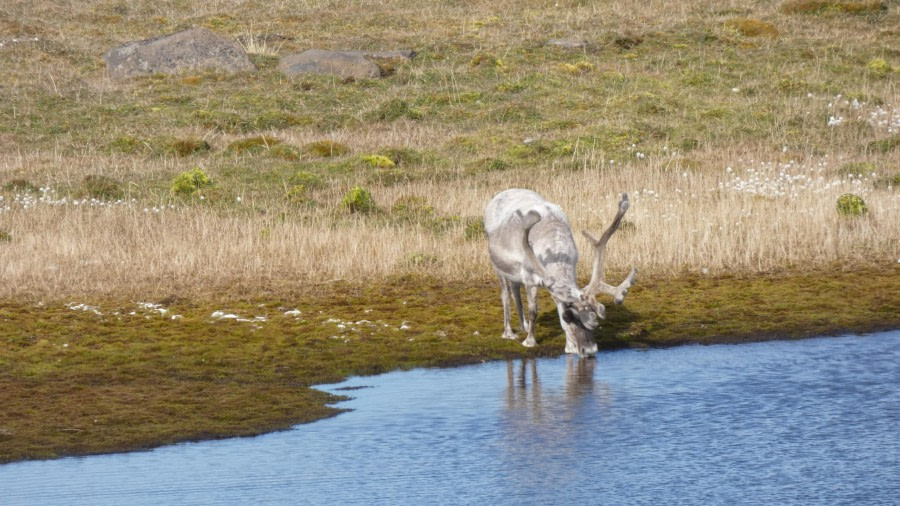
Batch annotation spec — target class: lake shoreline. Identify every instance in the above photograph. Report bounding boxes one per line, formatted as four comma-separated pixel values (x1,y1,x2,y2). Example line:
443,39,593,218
1,266,898,464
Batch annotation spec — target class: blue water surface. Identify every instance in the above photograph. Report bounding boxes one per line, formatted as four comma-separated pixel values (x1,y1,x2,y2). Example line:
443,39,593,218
2,331,898,505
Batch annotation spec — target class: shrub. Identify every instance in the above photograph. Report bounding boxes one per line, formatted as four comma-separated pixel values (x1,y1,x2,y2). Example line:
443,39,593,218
361,154,396,168
342,186,377,214
171,168,213,197
836,193,868,216
80,175,124,200
303,140,350,157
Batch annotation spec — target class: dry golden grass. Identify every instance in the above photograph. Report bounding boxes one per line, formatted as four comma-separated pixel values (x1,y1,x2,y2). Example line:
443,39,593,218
2,149,897,298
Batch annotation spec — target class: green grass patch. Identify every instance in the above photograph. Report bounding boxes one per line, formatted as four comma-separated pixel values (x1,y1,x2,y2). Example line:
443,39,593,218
0,268,896,463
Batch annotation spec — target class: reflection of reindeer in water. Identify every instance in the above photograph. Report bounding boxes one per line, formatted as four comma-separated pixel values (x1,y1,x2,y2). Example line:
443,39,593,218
504,357,612,427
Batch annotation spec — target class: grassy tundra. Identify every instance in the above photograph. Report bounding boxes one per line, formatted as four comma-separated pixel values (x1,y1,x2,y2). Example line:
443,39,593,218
0,0,898,462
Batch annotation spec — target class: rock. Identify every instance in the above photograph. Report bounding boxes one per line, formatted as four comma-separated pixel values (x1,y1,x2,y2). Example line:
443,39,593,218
546,38,588,50
105,27,256,79
278,49,415,79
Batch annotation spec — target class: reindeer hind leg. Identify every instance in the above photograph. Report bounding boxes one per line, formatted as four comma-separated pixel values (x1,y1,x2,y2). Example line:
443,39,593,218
499,277,518,340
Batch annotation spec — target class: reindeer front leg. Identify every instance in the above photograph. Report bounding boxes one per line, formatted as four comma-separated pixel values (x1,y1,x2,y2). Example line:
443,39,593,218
522,284,539,347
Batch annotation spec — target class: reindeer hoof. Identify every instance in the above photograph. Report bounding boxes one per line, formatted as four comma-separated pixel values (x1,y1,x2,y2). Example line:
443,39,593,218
522,336,537,348
502,332,518,340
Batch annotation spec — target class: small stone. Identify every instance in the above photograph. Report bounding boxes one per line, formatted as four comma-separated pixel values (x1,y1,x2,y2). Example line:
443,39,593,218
104,27,256,79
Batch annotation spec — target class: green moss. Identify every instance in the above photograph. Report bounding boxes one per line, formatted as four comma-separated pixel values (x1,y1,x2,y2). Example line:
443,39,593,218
342,186,377,214
285,184,307,204
226,136,282,155
166,138,211,157
780,0,887,15
2,179,39,193
724,18,780,38
463,217,486,240
370,99,423,122
290,170,325,188
867,135,900,153
838,161,875,177
836,193,868,216
303,140,350,157
171,168,213,197
361,154,396,168
866,58,892,78
79,175,125,200
391,195,435,221
268,144,302,160
109,135,146,154
0,268,896,463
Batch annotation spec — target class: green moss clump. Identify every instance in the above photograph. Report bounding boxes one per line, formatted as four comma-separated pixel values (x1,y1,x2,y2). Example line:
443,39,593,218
391,196,435,221
867,135,900,153
724,18,780,37
285,185,307,204
463,217,486,240
866,58,892,78
290,171,325,188
838,161,875,177
171,168,213,197
226,136,282,155
780,0,886,14
370,99,423,122
167,138,211,157
2,179,39,193
110,135,145,154
0,230,11,243
380,147,423,166
342,186,377,214
80,175,125,200
361,154,396,168
303,140,350,157
836,193,869,217
405,252,439,268
268,144,302,160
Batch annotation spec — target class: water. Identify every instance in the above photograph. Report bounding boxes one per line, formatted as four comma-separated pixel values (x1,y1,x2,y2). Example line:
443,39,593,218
2,331,899,505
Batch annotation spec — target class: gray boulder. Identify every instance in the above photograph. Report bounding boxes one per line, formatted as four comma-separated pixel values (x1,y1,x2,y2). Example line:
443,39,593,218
279,49,415,79
105,27,256,79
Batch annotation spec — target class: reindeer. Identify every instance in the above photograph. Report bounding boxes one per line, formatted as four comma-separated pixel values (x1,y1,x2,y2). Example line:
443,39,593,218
483,189,637,357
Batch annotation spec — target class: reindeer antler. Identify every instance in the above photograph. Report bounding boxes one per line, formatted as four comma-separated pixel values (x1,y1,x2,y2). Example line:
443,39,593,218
582,194,637,304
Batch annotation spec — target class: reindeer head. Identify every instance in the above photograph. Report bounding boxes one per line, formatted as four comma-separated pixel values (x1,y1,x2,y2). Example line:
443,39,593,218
537,194,638,357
